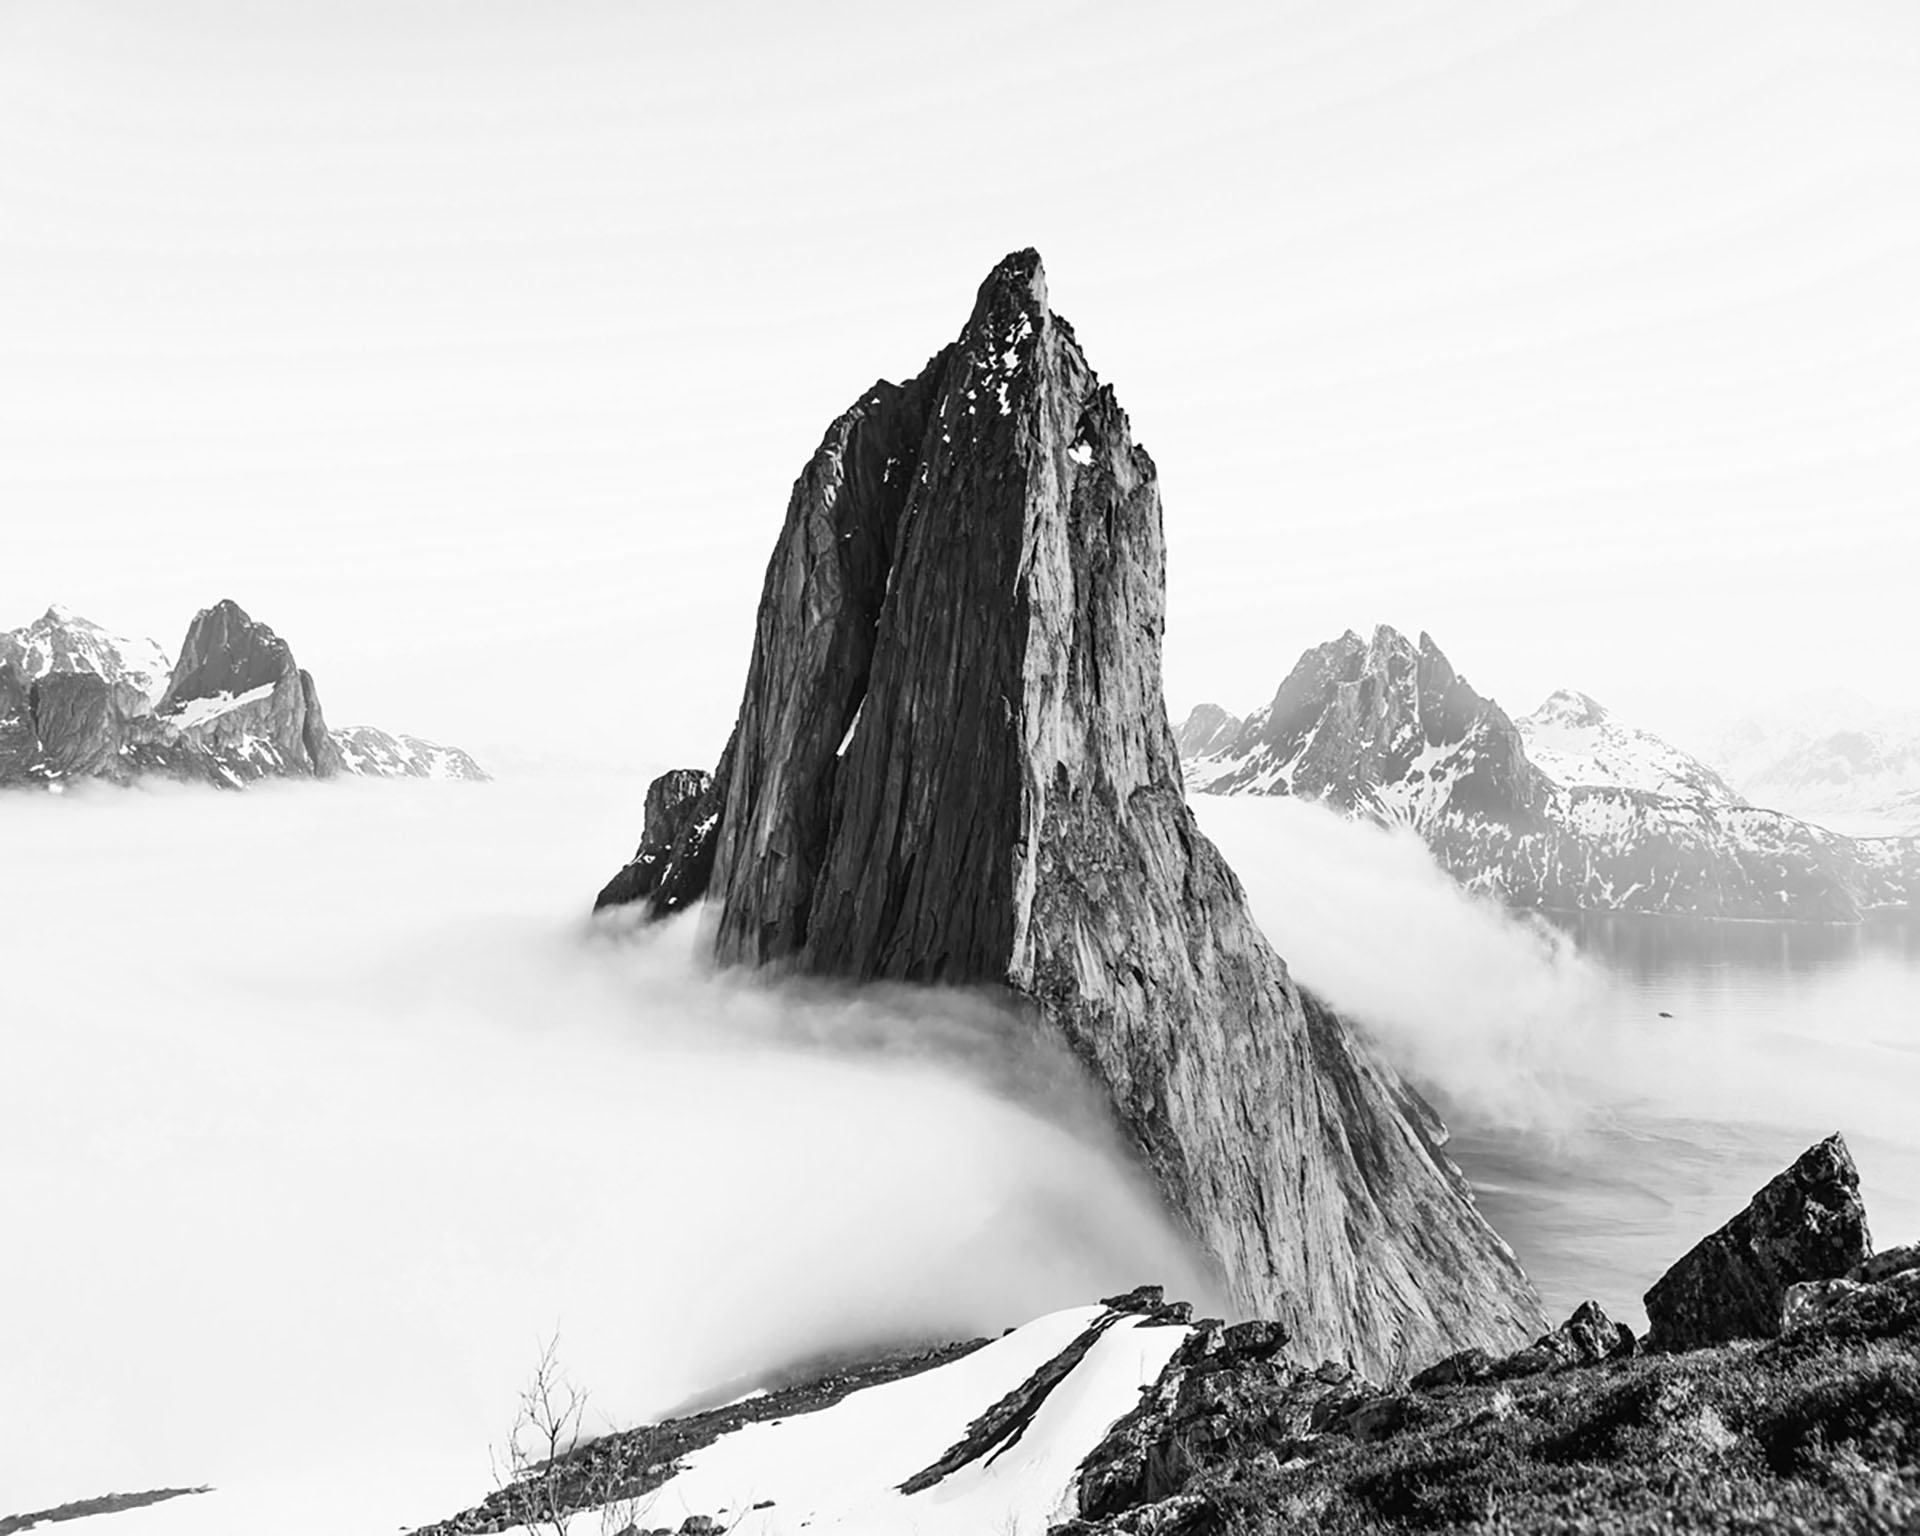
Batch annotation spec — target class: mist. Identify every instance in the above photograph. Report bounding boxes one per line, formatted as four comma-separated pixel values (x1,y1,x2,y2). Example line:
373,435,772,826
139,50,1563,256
1191,792,1920,1326
0,774,1206,1532
1191,794,1604,1133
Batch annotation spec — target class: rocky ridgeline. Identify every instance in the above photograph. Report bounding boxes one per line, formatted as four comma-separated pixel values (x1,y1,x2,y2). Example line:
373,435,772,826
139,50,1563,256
418,1136,1920,1536
595,250,1543,1374
0,600,485,789
1180,625,1918,921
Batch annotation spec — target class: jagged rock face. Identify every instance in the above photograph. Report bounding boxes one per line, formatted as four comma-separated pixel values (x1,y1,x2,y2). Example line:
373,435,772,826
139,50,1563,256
594,767,721,917
1172,703,1240,758
29,672,123,777
155,600,341,780
1189,626,1556,826
0,663,35,780
600,250,1544,1374
1644,1134,1871,1353
1184,629,1918,921
0,600,482,790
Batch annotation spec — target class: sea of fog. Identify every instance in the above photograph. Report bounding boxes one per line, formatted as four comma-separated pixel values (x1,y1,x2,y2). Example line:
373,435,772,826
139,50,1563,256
4,775,1918,1533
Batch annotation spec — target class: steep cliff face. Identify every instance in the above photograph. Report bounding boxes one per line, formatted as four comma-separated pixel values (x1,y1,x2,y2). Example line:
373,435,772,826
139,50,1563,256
598,251,1544,1373
154,599,344,781
1185,628,1917,921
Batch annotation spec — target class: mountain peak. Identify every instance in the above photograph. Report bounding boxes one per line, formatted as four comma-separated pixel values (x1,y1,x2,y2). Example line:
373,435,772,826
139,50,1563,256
596,259,1544,1371
971,247,1047,322
1529,689,1610,727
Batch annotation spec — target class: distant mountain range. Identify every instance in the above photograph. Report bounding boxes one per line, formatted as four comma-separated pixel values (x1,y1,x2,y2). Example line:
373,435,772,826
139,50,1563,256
1179,626,1916,922
1692,690,1920,840
0,601,485,789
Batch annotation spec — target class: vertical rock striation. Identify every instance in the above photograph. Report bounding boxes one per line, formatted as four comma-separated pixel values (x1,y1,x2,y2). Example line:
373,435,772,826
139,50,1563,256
597,251,1544,1373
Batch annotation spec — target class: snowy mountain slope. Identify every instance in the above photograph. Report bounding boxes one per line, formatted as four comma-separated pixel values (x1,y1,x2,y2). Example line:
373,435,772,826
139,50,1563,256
590,1307,1185,1536
1699,692,1920,838
1171,701,1240,757
411,1290,1198,1536
1179,628,1916,921
0,601,488,790
333,725,488,781
1518,689,1742,808
0,604,170,713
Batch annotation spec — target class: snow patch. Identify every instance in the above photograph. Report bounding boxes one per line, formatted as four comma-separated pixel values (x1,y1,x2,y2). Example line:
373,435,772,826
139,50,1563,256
162,682,277,730
534,1306,1188,1536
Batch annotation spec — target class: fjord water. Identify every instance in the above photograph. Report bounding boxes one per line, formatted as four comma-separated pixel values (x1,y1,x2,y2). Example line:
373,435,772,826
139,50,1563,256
1449,912,1920,1331
1191,795,1920,1334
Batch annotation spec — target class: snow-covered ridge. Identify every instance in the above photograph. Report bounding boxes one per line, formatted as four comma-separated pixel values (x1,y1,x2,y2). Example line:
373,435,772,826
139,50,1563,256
332,725,488,783
1517,688,1743,808
0,604,171,706
1177,628,1918,921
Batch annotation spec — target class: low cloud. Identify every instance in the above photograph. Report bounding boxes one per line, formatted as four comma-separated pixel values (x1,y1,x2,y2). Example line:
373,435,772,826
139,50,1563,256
1,772,1207,1532
1190,793,1603,1133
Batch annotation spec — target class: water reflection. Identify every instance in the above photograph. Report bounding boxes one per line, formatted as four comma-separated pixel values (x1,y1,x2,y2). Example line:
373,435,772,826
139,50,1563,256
1542,910,1920,980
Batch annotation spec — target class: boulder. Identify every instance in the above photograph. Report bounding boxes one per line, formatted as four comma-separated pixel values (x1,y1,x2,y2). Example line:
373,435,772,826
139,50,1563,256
1852,1242,1920,1284
1494,1300,1635,1379
1408,1346,1495,1392
1644,1134,1871,1352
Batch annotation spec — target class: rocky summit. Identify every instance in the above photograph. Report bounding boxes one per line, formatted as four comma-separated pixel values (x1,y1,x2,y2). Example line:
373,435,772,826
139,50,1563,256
1180,625,1918,921
0,599,486,789
595,250,1543,1375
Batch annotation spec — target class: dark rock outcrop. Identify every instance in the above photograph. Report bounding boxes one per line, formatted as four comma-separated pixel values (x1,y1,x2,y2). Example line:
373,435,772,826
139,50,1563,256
594,767,723,917
29,671,123,777
1494,1300,1636,1379
1644,1134,1872,1352
1407,1346,1494,1393
596,250,1544,1374
420,1155,1920,1536
1182,625,1918,920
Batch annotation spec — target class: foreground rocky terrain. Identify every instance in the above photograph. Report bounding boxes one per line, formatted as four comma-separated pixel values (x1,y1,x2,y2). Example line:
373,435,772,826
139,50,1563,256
1179,626,1917,921
0,601,485,789
414,1135,1917,1535
595,250,1542,1373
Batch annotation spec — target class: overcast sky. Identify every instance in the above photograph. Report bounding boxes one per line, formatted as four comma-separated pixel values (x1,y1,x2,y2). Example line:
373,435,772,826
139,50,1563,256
3,0,1916,770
